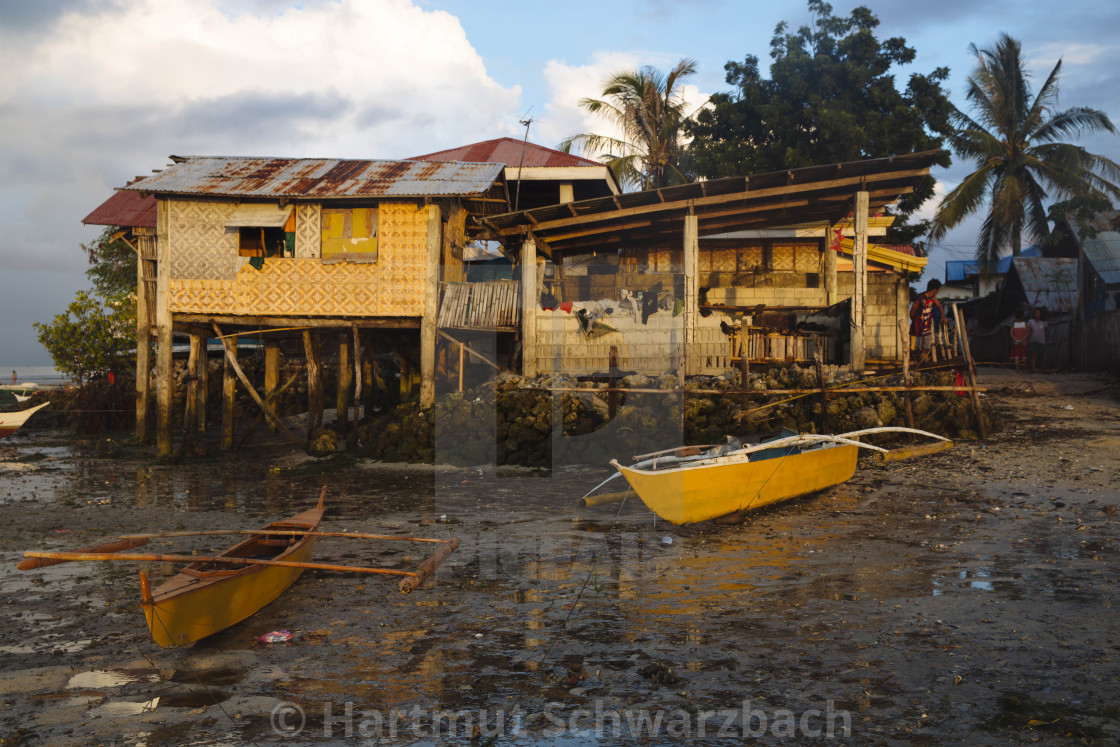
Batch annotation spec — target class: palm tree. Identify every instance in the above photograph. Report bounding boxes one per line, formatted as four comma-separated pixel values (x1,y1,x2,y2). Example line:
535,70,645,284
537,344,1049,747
930,33,1120,262
559,58,699,191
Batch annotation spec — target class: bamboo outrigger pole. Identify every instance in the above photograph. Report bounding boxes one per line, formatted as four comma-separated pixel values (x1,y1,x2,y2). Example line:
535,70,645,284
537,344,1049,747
118,529,454,544
18,547,457,580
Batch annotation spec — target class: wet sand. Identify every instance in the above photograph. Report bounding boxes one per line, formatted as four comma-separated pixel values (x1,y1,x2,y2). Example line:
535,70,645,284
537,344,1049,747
1,369,1118,745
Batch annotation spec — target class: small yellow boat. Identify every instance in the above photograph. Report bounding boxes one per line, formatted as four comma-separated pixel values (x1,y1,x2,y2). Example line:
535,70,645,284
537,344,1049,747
141,496,324,647
608,428,950,525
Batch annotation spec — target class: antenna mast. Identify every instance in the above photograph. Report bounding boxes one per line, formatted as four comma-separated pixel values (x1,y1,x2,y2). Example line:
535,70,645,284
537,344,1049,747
514,116,532,212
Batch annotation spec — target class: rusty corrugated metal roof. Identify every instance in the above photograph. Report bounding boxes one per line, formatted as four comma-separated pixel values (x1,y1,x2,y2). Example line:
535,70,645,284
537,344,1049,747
1082,231,1120,285
82,179,157,227
120,156,504,199
1013,257,1078,313
411,138,603,169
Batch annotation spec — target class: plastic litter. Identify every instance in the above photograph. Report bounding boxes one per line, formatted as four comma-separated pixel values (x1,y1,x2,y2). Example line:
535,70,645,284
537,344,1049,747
256,630,293,644
661,536,673,545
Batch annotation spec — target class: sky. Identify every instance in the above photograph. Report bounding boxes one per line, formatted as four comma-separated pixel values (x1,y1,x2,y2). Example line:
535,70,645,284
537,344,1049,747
2,0,1119,365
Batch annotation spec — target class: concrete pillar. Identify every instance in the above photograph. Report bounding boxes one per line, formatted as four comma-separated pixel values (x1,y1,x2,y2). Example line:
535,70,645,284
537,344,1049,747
520,238,538,377
824,226,838,306
683,212,699,375
420,204,441,407
849,190,869,371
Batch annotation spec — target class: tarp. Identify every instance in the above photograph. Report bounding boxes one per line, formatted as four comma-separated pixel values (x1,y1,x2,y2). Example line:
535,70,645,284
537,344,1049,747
225,203,294,228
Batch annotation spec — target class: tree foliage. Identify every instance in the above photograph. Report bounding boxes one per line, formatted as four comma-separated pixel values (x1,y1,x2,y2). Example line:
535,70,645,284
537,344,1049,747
35,291,135,386
686,1,953,242
559,58,699,191
36,226,137,385
930,33,1120,261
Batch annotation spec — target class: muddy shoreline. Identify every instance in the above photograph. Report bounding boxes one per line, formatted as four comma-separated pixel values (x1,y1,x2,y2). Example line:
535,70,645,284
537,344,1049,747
1,368,1118,745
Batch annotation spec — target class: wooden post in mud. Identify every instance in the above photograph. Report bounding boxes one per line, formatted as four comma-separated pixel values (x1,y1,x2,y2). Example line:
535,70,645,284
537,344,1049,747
824,226,838,305
952,304,987,439
897,320,916,430
350,326,362,445
458,342,465,393
196,340,208,434
183,333,202,453
264,344,280,433
420,203,441,407
337,334,350,434
154,201,173,458
221,343,236,451
134,227,156,443
303,330,322,437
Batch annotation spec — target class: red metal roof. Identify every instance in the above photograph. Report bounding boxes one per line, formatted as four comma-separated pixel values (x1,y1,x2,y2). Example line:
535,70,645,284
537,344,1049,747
411,138,604,169
82,181,157,228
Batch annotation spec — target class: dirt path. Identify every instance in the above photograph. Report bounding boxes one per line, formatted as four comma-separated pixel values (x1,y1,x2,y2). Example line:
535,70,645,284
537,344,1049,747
0,368,1118,745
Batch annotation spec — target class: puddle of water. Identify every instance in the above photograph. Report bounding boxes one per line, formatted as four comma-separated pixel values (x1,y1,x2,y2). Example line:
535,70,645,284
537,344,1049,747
169,667,243,687
68,668,160,689
159,690,230,708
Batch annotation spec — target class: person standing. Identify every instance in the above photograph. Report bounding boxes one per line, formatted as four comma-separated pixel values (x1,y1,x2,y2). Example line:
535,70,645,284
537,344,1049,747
910,279,943,365
1009,314,1028,372
1026,308,1048,373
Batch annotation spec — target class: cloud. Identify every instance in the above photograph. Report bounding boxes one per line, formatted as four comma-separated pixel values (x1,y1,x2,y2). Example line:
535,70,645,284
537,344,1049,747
537,51,710,159
0,0,522,278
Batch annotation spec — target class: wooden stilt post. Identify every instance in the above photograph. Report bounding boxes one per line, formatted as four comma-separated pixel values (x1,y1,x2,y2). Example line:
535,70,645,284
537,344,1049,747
952,304,987,439
458,342,465,393
824,226,838,306
134,227,156,443
898,320,916,430
350,326,362,445
264,344,280,433
420,203,441,407
608,345,619,419
303,330,322,438
814,342,829,433
197,340,208,434
154,202,173,458
221,342,236,451
183,333,202,454
337,334,350,434
212,323,307,451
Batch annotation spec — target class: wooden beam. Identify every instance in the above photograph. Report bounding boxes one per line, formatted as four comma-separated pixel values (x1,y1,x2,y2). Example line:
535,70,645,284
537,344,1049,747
492,167,930,236
520,238,538,377
172,314,421,329
683,213,699,375
155,200,173,458
183,333,201,454
212,322,307,452
264,344,280,433
849,190,869,371
336,333,350,434
303,330,322,437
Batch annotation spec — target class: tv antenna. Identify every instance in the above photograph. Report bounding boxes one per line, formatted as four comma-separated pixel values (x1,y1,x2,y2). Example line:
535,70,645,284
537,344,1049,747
514,113,533,212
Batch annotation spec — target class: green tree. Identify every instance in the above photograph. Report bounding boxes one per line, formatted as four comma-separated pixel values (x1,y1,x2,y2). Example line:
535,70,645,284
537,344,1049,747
686,1,953,243
35,291,135,386
930,33,1120,261
559,57,699,191
35,226,138,385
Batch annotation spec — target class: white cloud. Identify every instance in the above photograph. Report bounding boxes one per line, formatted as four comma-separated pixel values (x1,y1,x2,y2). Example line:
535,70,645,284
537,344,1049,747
537,51,710,162
0,0,522,276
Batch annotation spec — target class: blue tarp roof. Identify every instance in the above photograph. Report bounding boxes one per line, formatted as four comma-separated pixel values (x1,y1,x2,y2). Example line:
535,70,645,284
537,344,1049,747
945,246,1041,283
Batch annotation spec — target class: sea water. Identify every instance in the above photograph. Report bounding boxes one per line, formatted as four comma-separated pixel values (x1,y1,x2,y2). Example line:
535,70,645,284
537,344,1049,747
0,365,70,388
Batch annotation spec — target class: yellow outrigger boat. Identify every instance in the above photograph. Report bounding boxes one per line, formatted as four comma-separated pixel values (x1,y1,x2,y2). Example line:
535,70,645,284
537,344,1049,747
606,427,951,525
140,497,325,647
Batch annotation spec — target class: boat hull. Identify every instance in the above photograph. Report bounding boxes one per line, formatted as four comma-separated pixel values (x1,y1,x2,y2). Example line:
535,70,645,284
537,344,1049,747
142,506,323,647
615,444,858,524
0,402,50,440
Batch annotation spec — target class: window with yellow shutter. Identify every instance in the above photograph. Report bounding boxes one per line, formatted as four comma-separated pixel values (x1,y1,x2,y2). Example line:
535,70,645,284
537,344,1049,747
321,207,378,263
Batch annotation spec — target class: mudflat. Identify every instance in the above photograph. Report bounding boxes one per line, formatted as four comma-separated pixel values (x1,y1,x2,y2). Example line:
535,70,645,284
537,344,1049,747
1,368,1117,745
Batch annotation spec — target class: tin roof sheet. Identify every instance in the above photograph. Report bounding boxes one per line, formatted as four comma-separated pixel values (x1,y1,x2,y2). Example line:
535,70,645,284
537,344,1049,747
1082,231,1120,285
121,156,504,199
1012,257,1078,312
82,182,157,227
411,138,603,169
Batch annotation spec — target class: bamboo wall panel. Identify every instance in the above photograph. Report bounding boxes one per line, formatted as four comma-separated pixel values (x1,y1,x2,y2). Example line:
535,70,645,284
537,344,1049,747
439,281,520,328
168,200,239,280
294,204,321,258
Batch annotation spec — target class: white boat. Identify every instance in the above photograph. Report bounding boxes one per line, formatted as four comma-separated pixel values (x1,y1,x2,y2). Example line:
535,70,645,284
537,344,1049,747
0,401,50,439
